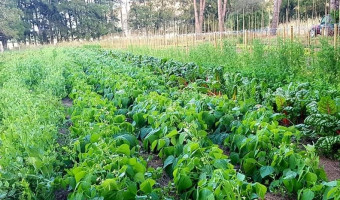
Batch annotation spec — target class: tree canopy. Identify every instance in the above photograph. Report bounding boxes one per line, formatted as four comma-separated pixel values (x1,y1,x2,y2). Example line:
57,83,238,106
0,0,338,48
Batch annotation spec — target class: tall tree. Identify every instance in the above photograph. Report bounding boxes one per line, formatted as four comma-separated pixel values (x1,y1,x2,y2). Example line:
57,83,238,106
330,0,339,11
0,0,23,49
193,0,206,33
217,0,227,32
270,0,282,35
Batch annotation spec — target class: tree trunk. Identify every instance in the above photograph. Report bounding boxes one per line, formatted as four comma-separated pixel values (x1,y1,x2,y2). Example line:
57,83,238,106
1,39,7,50
193,0,206,33
218,0,228,32
330,0,339,11
0,41,4,52
270,0,282,35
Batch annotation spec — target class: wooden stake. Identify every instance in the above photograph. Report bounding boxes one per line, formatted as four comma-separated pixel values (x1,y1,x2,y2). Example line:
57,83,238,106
334,24,338,48
219,32,223,51
298,0,300,36
291,26,294,42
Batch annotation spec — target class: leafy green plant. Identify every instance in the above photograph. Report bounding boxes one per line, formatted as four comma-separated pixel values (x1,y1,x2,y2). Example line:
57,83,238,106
318,96,337,115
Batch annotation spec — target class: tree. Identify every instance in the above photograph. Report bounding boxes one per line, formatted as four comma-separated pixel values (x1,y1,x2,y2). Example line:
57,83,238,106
270,0,282,35
193,0,206,33
128,0,176,35
0,0,23,49
330,0,339,12
129,1,154,35
217,0,228,32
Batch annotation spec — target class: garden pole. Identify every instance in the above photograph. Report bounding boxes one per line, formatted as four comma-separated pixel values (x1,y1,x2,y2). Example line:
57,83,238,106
291,26,294,42
334,24,338,48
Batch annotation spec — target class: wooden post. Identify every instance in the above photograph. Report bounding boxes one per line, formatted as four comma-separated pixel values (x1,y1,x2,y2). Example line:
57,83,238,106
284,26,286,40
298,0,300,36
322,27,325,36
219,32,223,51
334,24,338,48
186,34,189,54
243,9,245,45
237,11,239,41
290,26,294,42
214,32,217,48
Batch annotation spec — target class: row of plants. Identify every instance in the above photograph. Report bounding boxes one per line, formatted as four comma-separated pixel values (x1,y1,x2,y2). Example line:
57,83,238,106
58,47,339,199
0,50,69,199
54,48,268,199
115,49,340,160
0,46,339,199
126,39,340,89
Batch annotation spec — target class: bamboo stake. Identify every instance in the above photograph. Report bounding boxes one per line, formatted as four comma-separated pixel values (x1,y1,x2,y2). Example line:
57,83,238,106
237,11,239,42
298,0,300,36
219,32,223,51
334,24,338,48
243,9,245,46
291,26,294,42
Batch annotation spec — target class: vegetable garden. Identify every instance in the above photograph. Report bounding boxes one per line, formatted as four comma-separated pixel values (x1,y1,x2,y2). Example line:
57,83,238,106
0,41,339,200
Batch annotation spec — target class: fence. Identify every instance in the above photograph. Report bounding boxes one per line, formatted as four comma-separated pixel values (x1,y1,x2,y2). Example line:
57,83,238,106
4,20,340,52
98,24,340,51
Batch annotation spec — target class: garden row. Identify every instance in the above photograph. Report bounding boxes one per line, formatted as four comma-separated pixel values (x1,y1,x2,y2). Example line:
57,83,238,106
0,46,339,199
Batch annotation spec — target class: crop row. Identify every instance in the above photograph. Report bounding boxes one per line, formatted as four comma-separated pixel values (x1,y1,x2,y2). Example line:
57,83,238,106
0,47,339,199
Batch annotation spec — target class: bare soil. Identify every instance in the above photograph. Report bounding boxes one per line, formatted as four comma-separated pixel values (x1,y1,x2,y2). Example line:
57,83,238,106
147,154,163,169
54,189,69,200
62,97,73,107
265,193,293,200
139,141,171,187
319,157,340,181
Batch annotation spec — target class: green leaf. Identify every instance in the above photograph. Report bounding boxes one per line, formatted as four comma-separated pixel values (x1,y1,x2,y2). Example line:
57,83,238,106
75,171,87,183
114,115,126,123
133,113,146,127
163,156,175,169
101,179,119,191
199,111,216,129
305,172,317,186
284,170,297,180
134,172,145,183
318,96,337,115
322,181,338,187
301,189,315,200
90,133,100,143
275,95,286,111
213,159,228,169
177,175,192,192
236,173,245,181
260,166,275,178
242,158,257,174
117,144,130,156
254,183,267,199
157,139,167,150
113,133,137,147
140,179,156,194
140,127,152,139
198,188,215,200
230,152,240,165
166,130,178,137
326,187,338,199
151,140,157,151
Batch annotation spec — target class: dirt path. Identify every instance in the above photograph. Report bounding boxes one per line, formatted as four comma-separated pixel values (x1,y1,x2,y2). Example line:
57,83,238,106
319,157,340,181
